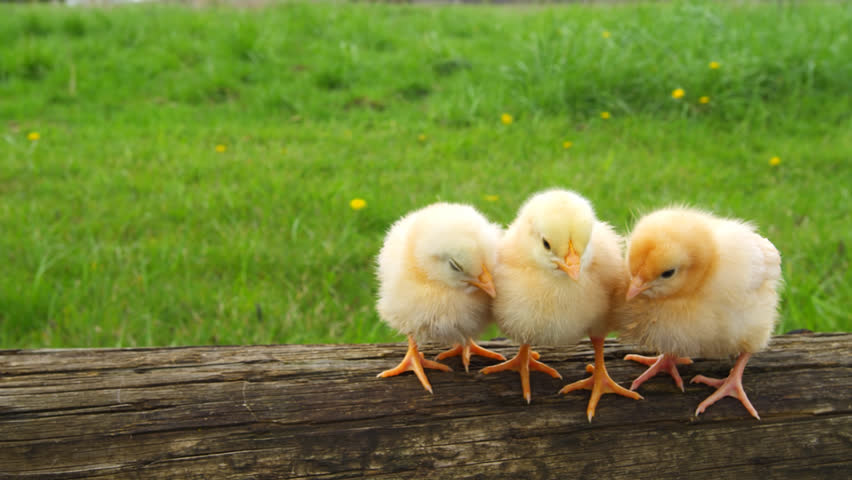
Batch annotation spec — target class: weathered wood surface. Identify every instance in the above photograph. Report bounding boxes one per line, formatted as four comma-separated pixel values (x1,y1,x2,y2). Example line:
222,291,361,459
1,333,849,479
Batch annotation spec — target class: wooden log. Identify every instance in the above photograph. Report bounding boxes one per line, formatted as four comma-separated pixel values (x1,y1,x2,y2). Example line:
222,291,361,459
0,333,849,479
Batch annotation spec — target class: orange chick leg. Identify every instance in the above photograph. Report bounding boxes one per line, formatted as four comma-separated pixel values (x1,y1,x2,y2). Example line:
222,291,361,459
435,337,507,373
624,353,694,391
690,352,760,420
480,343,562,404
377,335,452,394
560,336,643,422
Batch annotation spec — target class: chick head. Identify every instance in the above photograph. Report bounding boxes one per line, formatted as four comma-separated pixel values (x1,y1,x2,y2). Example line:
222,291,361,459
410,203,499,298
626,208,717,301
514,189,596,281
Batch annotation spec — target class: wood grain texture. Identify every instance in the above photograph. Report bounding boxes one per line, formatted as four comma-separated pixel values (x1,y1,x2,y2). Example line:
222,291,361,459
1,333,850,479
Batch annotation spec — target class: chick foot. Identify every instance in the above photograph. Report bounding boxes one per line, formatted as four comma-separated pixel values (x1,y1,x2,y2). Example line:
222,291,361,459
560,337,643,422
691,352,759,419
480,343,562,404
624,353,693,391
377,335,452,394
435,338,507,373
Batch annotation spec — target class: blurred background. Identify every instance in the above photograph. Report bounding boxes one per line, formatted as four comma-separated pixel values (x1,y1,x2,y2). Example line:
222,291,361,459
1,0,849,348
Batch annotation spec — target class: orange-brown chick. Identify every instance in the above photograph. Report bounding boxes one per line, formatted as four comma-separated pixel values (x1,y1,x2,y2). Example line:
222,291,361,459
620,207,782,419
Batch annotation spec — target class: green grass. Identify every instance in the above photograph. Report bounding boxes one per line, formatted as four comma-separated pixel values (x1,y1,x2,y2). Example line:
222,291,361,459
1,1,850,348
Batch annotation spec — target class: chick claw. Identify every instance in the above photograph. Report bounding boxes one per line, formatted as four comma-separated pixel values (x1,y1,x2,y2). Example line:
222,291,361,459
377,336,452,394
480,343,561,404
560,337,643,422
690,352,760,420
624,353,693,391
435,338,507,373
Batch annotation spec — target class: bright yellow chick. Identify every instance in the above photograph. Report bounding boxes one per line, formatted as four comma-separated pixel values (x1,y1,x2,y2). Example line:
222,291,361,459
376,202,506,393
482,189,641,418
621,207,782,419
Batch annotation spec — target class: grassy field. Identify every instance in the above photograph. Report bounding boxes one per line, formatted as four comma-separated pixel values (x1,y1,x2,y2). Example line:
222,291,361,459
1,1,850,348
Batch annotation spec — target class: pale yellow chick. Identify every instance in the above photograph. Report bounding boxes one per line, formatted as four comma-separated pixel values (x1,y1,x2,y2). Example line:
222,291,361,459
376,202,505,393
621,207,782,419
482,189,641,419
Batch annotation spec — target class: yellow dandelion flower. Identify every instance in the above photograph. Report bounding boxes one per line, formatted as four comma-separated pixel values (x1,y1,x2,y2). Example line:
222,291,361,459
350,198,367,210
602,31,611,39
699,96,710,104
215,144,227,153
483,194,499,202
28,132,40,141
672,88,685,99
281,147,287,154
769,156,781,167
709,61,720,70
501,113,513,125
417,133,427,142
563,141,573,149
600,111,611,120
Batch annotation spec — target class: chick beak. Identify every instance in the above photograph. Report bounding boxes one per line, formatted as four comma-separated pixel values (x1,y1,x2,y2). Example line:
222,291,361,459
626,276,649,301
468,264,496,298
555,241,581,281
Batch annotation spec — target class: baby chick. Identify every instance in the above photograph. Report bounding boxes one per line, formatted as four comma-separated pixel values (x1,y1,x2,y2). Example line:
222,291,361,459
376,202,506,392
482,189,641,418
621,207,782,419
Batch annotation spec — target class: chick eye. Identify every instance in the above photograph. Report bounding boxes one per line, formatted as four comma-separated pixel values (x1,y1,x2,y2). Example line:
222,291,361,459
542,238,551,250
449,259,463,272
660,269,676,279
